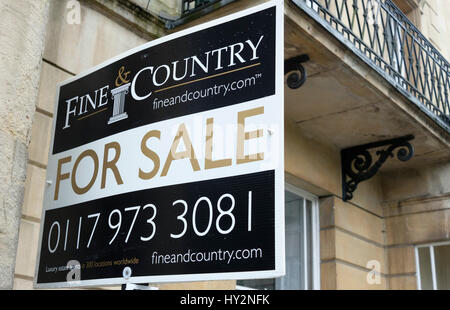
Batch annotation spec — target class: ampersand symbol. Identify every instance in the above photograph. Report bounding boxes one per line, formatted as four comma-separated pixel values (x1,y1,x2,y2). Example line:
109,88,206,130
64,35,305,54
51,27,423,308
115,66,131,87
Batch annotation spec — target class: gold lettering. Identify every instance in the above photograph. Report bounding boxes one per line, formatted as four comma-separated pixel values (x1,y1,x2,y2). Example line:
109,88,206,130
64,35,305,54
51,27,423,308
101,142,123,189
236,106,264,164
205,117,231,169
115,66,131,87
139,130,161,180
54,156,72,200
71,149,99,195
161,123,200,176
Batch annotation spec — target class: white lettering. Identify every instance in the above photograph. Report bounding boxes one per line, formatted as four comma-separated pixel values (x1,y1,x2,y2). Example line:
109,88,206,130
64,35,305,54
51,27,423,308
97,85,109,107
131,66,154,100
63,96,78,129
246,35,264,60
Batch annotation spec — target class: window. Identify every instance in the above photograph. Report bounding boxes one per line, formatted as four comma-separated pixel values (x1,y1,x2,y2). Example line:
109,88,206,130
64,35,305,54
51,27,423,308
415,242,450,290
237,184,320,290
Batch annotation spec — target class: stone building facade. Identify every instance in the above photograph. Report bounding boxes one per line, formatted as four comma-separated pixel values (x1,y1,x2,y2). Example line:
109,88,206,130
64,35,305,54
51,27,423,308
1,0,449,290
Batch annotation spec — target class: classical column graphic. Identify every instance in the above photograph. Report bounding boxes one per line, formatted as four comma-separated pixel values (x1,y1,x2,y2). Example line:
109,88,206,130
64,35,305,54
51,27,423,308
108,83,131,124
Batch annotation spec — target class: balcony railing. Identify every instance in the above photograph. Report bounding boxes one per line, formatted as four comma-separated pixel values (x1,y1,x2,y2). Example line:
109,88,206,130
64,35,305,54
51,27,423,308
291,0,450,132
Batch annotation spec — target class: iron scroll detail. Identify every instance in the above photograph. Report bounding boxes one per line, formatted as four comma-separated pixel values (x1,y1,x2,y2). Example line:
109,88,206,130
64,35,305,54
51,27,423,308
341,135,414,201
285,54,310,89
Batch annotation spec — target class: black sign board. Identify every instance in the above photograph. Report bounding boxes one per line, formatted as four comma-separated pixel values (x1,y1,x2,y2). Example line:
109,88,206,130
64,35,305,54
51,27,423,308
35,1,284,288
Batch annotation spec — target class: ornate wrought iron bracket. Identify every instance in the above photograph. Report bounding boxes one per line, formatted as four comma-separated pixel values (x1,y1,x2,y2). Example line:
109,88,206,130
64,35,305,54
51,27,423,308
285,54,310,89
341,135,415,201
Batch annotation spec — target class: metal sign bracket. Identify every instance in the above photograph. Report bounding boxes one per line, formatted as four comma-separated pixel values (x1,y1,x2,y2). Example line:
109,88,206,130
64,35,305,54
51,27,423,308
284,54,310,89
341,135,415,201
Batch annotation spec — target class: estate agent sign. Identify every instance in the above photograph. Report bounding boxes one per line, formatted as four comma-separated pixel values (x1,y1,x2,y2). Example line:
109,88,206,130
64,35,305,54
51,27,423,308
35,1,284,288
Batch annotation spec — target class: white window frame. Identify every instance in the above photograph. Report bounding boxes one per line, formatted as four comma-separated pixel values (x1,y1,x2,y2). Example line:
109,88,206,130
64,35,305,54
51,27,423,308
415,241,450,290
237,183,320,290
284,183,320,290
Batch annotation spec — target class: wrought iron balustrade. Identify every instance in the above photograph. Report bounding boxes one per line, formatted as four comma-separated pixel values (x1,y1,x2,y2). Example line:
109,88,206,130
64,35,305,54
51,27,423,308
291,0,450,132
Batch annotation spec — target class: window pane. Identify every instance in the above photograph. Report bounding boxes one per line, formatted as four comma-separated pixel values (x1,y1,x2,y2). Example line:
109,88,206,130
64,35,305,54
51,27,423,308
418,247,433,290
278,195,304,290
237,188,317,290
306,199,313,289
434,245,450,290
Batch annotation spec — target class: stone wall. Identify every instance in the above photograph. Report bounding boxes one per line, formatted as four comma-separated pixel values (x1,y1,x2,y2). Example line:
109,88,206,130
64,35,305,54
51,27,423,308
13,0,149,290
381,161,450,289
420,0,450,60
285,119,388,289
0,0,50,289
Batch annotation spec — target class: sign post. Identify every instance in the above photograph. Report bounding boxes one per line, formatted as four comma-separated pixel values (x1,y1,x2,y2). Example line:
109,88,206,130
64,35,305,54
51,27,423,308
34,0,284,288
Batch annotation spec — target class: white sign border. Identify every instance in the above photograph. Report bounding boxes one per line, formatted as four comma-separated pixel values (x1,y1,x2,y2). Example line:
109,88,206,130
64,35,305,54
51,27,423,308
34,0,285,289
